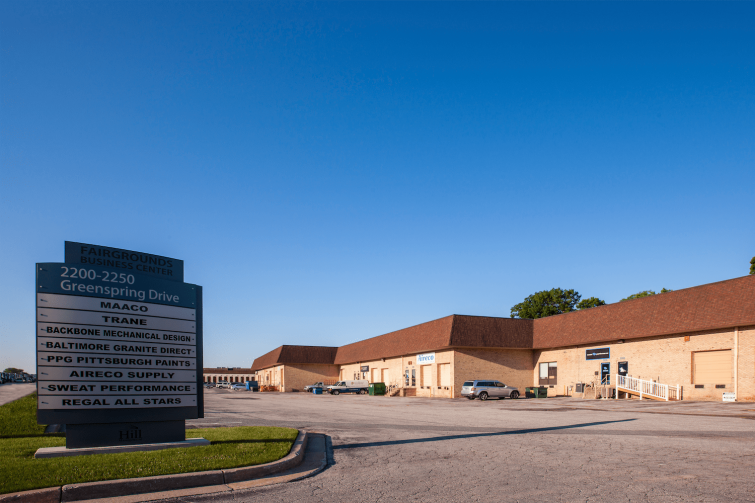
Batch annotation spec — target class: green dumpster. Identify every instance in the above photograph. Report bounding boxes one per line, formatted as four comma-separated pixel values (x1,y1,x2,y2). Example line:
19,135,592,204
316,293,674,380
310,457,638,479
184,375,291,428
369,382,386,396
525,386,549,398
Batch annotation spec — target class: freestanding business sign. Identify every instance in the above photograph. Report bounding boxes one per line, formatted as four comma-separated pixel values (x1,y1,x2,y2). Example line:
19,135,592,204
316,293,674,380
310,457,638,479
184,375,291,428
36,245,203,449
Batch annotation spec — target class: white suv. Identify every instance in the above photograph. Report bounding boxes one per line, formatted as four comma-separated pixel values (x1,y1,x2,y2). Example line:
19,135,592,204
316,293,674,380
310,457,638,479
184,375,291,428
461,380,519,401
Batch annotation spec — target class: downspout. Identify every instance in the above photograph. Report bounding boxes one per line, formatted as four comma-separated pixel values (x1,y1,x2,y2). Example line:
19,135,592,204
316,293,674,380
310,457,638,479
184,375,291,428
734,327,739,401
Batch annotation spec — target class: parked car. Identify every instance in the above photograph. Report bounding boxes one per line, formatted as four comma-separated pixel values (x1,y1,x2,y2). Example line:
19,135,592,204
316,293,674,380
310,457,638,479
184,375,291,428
230,383,247,391
204,383,215,388
216,381,231,389
461,380,519,401
327,380,369,395
304,382,324,392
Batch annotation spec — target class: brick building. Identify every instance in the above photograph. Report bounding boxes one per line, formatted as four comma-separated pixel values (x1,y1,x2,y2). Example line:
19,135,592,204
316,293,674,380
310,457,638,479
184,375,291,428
203,367,255,384
251,275,755,401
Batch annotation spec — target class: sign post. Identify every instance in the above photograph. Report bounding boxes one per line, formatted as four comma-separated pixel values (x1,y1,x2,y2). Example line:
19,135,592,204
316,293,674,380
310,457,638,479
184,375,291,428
36,244,203,450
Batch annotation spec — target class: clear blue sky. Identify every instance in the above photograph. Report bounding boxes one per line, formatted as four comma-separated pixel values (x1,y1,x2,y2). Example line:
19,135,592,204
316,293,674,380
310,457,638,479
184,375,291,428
2,2,754,372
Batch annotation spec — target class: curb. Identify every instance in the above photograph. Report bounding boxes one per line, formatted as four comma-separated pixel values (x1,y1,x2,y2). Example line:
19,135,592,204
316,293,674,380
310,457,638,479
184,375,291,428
0,431,307,503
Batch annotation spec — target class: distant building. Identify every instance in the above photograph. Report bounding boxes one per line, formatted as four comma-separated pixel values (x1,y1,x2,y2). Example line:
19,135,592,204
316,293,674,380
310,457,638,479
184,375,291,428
203,367,255,384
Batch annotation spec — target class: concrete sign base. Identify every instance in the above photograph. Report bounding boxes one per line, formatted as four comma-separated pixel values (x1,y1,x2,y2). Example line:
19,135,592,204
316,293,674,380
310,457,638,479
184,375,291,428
65,420,186,448
34,437,210,458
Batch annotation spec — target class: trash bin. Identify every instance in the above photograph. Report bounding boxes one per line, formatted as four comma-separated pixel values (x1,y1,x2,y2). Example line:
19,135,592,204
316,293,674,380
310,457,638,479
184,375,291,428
369,383,386,396
312,387,323,395
525,387,537,398
537,387,548,398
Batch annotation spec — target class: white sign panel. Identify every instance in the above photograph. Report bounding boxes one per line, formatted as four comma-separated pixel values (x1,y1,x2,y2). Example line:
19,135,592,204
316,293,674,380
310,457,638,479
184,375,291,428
38,382,197,396
38,352,195,369
37,308,196,332
38,338,196,357
38,323,196,345
417,352,436,364
38,366,196,382
36,288,197,410
38,395,194,409
722,392,736,402
38,294,195,320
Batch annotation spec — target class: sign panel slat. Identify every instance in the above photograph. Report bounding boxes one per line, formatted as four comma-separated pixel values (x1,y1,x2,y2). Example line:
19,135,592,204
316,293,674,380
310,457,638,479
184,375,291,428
38,323,196,345
37,366,196,382
38,308,196,333
38,294,195,320
39,396,194,409
38,352,195,369
37,337,196,357
38,382,197,396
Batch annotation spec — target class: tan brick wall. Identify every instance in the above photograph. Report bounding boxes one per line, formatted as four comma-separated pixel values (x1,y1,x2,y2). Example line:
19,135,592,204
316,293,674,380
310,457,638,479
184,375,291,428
331,326,755,402
453,349,533,398
736,326,755,402
534,326,755,401
337,351,455,397
279,364,339,392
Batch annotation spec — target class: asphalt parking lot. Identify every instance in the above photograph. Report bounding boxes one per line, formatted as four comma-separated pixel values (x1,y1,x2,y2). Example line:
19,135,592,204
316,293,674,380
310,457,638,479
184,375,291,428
179,389,755,503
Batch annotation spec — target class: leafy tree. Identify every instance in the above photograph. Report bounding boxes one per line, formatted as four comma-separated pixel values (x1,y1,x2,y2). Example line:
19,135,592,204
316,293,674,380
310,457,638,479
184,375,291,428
576,297,606,310
621,290,656,301
751,256,755,275
621,288,673,302
3,368,24,374
510,288,581,319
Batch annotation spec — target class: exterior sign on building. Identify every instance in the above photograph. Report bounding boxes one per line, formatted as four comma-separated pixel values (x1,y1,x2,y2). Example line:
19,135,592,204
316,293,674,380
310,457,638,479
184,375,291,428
417,353,435,364
65,241,184,282
37,246,202,449
722,392,736,402
360,365,369,372
586,347,610,360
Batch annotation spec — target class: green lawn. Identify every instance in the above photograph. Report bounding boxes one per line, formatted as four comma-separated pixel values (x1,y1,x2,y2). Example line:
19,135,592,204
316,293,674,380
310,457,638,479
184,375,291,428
0,393,298,495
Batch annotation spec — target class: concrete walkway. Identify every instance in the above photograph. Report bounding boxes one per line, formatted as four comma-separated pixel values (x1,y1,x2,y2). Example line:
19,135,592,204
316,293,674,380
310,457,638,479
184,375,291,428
0,383,35,406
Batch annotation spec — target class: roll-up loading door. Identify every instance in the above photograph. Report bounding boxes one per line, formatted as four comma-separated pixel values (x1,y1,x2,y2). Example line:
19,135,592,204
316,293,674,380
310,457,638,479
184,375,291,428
693,350,732,384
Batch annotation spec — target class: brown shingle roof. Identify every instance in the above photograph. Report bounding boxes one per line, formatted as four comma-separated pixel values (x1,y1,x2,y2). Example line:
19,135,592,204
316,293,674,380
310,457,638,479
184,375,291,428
251,345,338,372
249,275,755,367
333,315,534,365
334,316,455,365
533,274,755,348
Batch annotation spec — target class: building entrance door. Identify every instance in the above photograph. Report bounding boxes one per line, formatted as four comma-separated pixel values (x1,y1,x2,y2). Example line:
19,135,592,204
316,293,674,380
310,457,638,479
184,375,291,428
600,362,611,384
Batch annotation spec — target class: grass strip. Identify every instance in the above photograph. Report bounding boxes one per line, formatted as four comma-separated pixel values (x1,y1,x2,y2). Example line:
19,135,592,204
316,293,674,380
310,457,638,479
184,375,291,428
0,395,298,495
0,393,47,438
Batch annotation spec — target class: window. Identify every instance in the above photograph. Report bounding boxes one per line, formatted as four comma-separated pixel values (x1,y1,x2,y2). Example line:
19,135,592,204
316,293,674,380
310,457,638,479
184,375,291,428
539,362,557,385
411,369,416,387
495,382,505,387
405,370,410,386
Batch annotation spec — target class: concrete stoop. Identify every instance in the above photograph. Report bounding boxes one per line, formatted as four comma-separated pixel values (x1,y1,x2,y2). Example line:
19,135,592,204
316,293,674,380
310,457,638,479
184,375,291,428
0,431,329,503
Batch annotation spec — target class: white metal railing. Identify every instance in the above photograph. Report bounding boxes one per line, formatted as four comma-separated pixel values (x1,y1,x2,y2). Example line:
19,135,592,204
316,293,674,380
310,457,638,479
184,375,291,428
616,374,681,401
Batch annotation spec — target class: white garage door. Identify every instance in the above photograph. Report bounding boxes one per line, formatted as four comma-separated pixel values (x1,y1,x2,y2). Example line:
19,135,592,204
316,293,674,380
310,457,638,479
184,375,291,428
694,350,732,384
420,365,432,387
439,363,451,387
